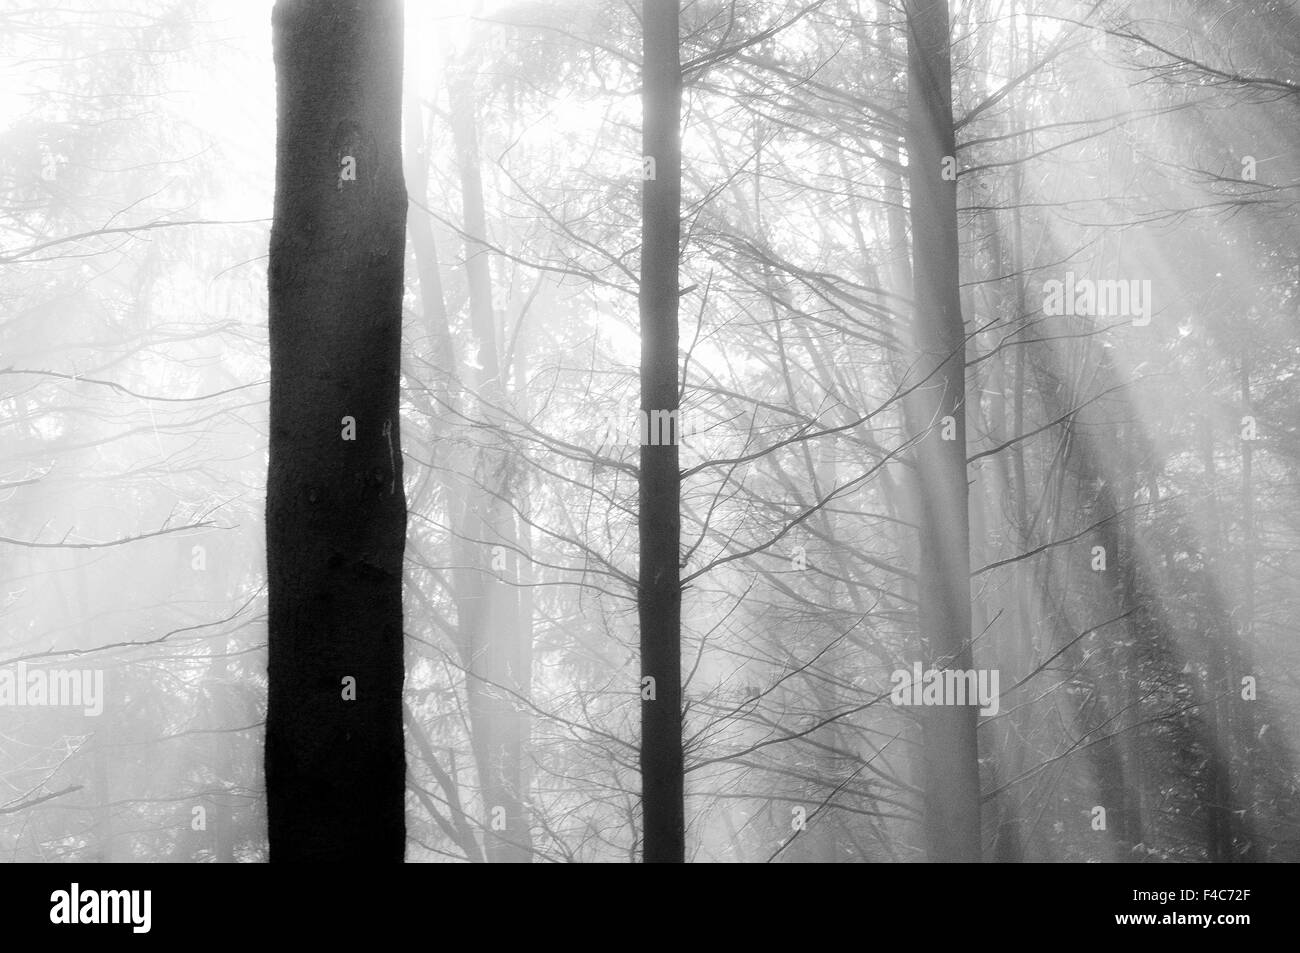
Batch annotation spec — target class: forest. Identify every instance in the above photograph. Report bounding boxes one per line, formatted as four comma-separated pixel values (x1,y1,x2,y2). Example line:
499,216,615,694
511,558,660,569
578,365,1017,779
1,0,1298,863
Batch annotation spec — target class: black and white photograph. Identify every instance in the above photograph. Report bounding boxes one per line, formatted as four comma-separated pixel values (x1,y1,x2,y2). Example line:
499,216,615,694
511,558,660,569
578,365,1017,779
0,0,1297,900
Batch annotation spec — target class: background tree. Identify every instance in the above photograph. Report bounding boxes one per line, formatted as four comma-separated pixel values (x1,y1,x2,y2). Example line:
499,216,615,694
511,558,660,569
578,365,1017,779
902,0,982,862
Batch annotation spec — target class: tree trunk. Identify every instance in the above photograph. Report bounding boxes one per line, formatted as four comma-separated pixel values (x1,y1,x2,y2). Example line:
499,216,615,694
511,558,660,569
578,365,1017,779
403,93,455,418
447,69,533,863
904,0,982,863
265,0,408,862
639,0,684,864
1238,353,1262,859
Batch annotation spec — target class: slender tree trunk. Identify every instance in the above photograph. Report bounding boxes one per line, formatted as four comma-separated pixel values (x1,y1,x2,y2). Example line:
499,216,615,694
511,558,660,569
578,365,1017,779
872,33,928,847
514,333,537,818
403,94,455,416
210,637,238,862
447,70,533,863
1092,465,1143,858
904,0,982,863
265,0,408,862
639,0,684,864
1197,414,1236,862
1238,353,1261,859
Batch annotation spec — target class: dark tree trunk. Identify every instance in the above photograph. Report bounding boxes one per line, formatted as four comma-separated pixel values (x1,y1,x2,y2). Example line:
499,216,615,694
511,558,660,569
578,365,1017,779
639,0,684,864
904,0,982,863
265,0,408,862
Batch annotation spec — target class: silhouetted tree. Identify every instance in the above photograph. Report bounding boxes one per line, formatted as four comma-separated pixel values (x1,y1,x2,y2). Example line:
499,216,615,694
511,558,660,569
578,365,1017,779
265,0,408,862
639,0,685,864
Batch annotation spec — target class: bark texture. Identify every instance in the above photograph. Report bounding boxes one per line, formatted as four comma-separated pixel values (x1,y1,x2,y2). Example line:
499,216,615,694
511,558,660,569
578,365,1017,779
265,0,408,862
639,0,685,864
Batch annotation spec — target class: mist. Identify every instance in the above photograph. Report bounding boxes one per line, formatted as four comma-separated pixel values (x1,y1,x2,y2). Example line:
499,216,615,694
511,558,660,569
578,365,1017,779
2,0,1298,865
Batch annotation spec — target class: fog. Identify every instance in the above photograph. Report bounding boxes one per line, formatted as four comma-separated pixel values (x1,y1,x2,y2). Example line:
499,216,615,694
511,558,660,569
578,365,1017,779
2,0,1298,863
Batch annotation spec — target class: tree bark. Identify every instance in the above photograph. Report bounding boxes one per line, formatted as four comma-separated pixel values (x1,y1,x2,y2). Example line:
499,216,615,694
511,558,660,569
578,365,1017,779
904,0,982,863
639,0,685,864
265,0,408,862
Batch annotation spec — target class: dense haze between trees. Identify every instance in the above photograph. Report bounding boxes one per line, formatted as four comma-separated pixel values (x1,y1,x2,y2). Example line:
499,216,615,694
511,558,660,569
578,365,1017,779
2,0,1298,863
